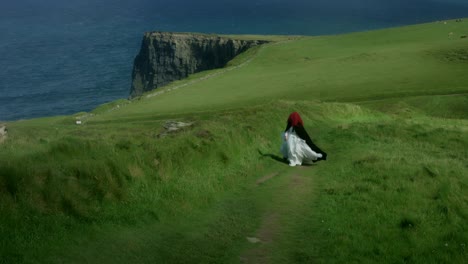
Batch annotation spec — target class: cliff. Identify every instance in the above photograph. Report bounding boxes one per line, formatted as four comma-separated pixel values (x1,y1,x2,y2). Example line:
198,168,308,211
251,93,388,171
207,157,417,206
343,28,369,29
129,32,269,97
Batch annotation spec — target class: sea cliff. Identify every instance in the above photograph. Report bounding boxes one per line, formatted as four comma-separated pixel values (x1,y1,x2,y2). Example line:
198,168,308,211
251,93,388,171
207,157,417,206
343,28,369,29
130,32,268,97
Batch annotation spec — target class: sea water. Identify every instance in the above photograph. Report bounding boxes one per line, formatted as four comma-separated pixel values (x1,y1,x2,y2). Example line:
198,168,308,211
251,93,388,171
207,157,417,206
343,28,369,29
1,0,467,120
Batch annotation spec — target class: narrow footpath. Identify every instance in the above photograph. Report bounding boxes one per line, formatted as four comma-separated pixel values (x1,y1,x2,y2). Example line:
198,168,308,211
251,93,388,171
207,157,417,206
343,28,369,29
240,166,318,264
46,163,320,264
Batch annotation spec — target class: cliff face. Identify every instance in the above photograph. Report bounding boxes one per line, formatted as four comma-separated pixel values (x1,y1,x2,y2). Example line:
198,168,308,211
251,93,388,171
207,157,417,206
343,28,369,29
130,32,268,97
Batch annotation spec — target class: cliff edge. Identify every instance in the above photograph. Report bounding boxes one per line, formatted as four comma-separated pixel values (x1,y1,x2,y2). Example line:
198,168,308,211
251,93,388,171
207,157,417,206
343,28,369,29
130,32,269,98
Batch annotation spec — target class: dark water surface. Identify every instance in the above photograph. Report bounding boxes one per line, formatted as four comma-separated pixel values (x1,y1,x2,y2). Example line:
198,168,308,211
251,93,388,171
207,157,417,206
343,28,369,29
1,0,467,120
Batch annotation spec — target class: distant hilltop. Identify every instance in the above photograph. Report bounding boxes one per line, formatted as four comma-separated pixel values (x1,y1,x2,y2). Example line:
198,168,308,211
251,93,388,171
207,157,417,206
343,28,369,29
129,32,269,98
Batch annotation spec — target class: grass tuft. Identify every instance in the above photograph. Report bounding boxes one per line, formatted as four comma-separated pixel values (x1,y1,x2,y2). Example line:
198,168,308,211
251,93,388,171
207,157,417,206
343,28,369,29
400,217,417,230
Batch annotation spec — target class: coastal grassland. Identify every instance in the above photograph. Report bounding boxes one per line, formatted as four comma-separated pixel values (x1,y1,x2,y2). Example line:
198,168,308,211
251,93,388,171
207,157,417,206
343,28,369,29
93,19,468,121
271,99,468,264
1,102,302,263
1,19,468,263
1,98,467,263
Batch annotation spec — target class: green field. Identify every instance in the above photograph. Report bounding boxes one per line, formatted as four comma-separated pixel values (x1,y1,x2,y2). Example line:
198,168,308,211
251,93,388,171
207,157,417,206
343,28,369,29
1,19,467,263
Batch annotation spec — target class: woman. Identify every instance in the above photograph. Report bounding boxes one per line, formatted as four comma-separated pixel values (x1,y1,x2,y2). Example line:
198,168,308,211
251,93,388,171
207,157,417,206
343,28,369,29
280,112,327,166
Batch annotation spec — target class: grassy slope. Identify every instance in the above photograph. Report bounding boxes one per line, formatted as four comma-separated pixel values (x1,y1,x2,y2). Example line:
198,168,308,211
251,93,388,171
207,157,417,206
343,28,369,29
92,19,468,121
1,20,467,263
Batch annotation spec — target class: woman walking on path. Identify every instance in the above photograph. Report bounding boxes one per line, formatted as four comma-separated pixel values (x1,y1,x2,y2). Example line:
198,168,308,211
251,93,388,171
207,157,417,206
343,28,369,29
280,112,327,166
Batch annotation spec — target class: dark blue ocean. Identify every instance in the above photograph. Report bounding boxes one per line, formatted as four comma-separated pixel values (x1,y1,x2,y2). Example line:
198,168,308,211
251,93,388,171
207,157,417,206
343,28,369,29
1,0,467,120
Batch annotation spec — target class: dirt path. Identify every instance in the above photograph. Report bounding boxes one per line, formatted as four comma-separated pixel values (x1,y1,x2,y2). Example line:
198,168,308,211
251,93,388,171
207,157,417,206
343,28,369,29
46,163,318,264
240,168,316,264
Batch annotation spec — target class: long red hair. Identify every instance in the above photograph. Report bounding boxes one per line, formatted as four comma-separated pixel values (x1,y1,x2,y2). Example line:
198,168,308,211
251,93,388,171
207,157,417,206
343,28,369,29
287,112,304,127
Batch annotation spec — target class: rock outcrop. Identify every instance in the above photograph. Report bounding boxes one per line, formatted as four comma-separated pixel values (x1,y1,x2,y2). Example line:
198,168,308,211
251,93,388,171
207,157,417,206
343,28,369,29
130,32,269,97
157,121,195,138
0,125,7,143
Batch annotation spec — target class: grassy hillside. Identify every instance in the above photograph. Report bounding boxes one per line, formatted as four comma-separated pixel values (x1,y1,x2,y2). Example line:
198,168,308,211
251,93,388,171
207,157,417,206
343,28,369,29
1,19,467,263
91,19,468,121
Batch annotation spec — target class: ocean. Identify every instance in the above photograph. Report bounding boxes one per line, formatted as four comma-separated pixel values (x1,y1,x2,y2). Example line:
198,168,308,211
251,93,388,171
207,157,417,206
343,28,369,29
1,0,467,121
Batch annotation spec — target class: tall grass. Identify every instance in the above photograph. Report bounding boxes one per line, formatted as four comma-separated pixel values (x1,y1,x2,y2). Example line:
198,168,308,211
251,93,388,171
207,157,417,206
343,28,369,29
272,100,468,264
2,99,467,263
0,103,293,262
1,19,467,263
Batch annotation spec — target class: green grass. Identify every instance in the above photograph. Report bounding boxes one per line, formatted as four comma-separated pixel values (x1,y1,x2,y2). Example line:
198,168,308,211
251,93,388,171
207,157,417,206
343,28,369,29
92,19,468,121
1,19,467,263
274,101,468,264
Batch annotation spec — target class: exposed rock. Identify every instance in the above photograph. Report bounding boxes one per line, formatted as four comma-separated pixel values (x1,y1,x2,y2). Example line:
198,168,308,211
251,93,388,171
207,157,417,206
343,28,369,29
130,32,269,97
158,121,194,138
246,237,261,244
0,125,7,143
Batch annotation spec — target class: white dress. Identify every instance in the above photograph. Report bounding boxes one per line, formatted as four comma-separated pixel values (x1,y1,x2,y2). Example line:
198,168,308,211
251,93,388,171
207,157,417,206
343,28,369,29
280,127,322,166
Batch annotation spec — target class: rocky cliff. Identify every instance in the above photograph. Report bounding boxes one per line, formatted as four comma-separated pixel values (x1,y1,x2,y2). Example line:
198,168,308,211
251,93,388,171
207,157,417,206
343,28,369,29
130,32,269,97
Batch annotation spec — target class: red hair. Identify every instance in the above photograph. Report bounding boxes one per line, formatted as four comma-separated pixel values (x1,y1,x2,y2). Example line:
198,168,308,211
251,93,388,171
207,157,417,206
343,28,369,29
288,112,304,127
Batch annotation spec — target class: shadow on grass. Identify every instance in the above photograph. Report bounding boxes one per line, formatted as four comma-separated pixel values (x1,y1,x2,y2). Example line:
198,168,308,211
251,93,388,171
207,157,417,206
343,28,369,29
257,149,289,164
257,149,318,167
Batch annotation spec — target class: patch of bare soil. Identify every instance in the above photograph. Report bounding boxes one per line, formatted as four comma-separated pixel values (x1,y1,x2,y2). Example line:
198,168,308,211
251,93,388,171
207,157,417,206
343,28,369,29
240,212,280,264
256,172,279,186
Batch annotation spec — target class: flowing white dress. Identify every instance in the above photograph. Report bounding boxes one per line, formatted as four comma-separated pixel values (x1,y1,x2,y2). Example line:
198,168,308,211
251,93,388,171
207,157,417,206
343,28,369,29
280,127,322,166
